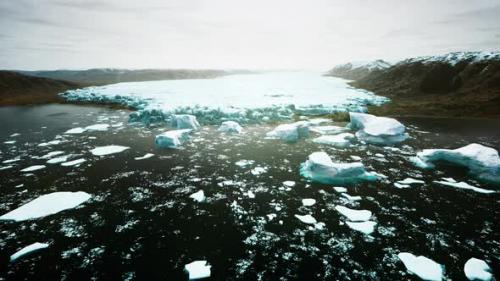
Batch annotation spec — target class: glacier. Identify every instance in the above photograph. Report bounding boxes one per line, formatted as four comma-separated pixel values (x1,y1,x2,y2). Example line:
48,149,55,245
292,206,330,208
60,72,388,125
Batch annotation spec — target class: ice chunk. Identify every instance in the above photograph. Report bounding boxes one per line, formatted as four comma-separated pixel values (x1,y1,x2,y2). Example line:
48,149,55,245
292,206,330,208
134,153,154,160
397,178,425,185
90,145,130,156
335,206,372,221
20,165,46,172
155,129,192,149
3,157,21,164
218,121,242,134
300,152,378,185
251,166,268,176
397,253,443,281
283,181,296,187
433,180,495,194
85,123,109,131
189,190,205,202
10,242,49,262
172,114,200,130
47,155,71,164
464,258,493,281
64,127,86,134
295,214,317,224
301,198,316,206
266,121,310,142
313,133,355,148
0,191,91,221
349,112,408,145
184,260,211,280
40,151,64,159
61,158,86,167
415,144,500,184
333,186,347,193
346,221,376,235
310,125,347,135
341,193,362,201
235,159,255,167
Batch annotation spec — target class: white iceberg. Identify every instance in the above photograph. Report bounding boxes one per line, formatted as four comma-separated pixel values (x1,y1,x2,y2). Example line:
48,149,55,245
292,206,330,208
155,129,192,149
414,143,500,184
335,205,372,221
295,214,317,224
313,133,355,148
20,165,46,172
189,190,205,202
300,152,378,185
218,121,242,134
134,153,154,160
266,121,310,142
10,242,49,262
0,191,91,222
349,112,408,145
301,198,316,206
464,258,493,281
172,114,200,130
90,145,130,156
346,221,377,235
397,253,443,281
184,260,211,280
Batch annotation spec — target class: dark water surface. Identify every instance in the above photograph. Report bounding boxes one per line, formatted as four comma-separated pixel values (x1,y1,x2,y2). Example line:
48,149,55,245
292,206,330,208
0,105,498,280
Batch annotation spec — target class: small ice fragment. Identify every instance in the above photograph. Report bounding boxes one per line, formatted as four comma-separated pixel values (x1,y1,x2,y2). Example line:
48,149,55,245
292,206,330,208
40,151,64,159
90,145,130,156
295,214,317,224
172,114,200,130
155,129,191,148
3,157,21,164
134,153,154,160
10,242,49,262
433,180,495,194
283,181,296,187
218,121,242,134
0,165,13,171
341,193,362,201
301,198,316,206
4,140,16,144
394,183,411,189
333,186,347,193
85,123,109,131
61,158,86,167
47,155,71,164
235,160,255,167
464,258,493,281
266,121,310,142
251,166,268,176
397,253,443,281
313,133,355,148
20,165,46,172
397,178,425,185
346,221,377,234
246,191,256,198
350,155,362,161
64,127,86,134
184,260,211,280
335,206,372,221
189,190,205,202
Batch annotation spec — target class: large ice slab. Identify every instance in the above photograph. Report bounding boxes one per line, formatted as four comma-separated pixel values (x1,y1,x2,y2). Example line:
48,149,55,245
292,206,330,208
0,191,91,222
10,242,49,262
414,143,500,184
335,205,372,221
155,129,192,148
172,114,200,130
266,121,310,142
218,121,242,134
61,72,388,125
300,152,378,185
464,258,493,281
184,260,211,280
349,112,408,145
398,253,443,281
90,145,130,156
346,221,377,235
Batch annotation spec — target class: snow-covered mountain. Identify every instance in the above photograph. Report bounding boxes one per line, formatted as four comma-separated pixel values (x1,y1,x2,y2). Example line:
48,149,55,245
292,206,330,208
326,59,391,80
402,51,500,66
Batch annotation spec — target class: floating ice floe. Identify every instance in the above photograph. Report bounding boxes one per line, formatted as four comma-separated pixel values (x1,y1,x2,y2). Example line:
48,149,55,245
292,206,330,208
235,159,255,167
335,206,372,221
155,129,192,149
266,121,310,142
61,158,86,167
251,166,268,176
85,123,109,131
464,258,493,281
20,165,46,172
309,125,347,135
397,253,443,281
433,180,495,194
64,127,86,134
346,221,377,235
10,242,49,262
184,260,211,280
0,165,13,171
341,193,362,201
172,114,200,130
301,198,316,206
300,152,378,185
218,121,242,134
189,190,205,202
134,153,154,160
333,186,347,193
47,155,71,164
313,133,355,148
413,143,500,184
295,214,317,224
4,140,16,144
40,151,64,159
0,191,91,221
90,145,130,156
38,140,62,147
394,177,426,188
283,181,296,187
349,112,408,145
3,157,21,164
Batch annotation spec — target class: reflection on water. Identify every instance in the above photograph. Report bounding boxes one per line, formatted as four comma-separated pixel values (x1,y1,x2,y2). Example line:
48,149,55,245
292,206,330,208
0,105,498,280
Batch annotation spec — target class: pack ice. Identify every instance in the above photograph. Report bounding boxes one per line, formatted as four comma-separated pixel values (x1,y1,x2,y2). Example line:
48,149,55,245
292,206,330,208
218,121,242,134
300,152,378,185
0,191,91,222
266,121,310,142
155,129,192,148
414,143,500,184
349,112,408,145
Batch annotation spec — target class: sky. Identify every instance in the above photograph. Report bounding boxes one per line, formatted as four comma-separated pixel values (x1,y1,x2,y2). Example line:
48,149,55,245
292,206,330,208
1,0,499,70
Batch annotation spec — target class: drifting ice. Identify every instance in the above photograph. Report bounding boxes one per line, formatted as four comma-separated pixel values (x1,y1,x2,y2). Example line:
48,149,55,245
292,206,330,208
349,112,408,145
300,152,378,185
397,253,443,281
266,121,310,142
155,129,192,149
295,214,317,224
90,145,130,156
335,205,372,221
464,258,493,281
346,221,377,235
218,121,243,134
172,114,200,130
184,260,211,280
20,165,46,172
313,133,355,148
10,242,49,262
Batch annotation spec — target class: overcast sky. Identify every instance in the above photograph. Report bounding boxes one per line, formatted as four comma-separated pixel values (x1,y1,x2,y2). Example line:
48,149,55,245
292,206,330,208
1,0,499,70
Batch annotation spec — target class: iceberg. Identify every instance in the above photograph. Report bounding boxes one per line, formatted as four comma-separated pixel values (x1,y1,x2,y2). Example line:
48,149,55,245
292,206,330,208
414,144,500,184
20,165,46,172
172,114,200,130
335,206,372,222
346,221,377,235
313,133,355,148
155,129,192,149
0,191,91,222
266,121,310,142
397,253,443,281
189,190,205,202
10,242,49,262
184,260,211,280
464,258,493,281
90,145,130,156
300,152,378,185
218,121,242,134
349,112,408,145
